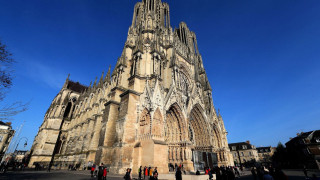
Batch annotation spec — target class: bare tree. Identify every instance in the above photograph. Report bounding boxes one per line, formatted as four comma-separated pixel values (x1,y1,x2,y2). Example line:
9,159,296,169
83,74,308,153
0,40,14,101
0,39,28,121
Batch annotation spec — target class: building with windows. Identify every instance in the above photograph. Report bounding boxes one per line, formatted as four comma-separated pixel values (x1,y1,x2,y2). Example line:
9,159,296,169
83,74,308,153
14,150,29,163
256,146,275,165
229,141,259,166
28,0,234,173
285,130,320,169
0,121,15,161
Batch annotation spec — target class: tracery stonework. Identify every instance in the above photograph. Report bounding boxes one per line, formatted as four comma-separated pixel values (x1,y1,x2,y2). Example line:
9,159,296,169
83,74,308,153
28,0,234,174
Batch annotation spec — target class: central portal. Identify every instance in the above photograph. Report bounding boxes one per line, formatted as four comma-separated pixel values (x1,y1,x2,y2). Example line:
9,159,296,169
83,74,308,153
165,104,189,169
164,103,222,171
192,151,218,171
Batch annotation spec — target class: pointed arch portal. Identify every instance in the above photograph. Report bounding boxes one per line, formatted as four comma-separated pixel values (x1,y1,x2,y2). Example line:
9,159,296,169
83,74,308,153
165,104,187,165
165,103,221,170
189,104,219,170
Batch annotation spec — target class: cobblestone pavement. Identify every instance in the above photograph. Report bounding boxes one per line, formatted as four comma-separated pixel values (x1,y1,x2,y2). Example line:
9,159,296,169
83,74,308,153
0,169,319,180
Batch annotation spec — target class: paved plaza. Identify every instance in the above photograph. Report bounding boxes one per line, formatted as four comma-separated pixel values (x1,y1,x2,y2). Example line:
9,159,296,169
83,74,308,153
1,169,320,180
0,170,126,180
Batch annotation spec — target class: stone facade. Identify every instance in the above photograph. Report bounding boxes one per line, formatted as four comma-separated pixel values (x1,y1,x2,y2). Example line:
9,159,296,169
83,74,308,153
229,141,259,166
0,121,15,161
29,0,233,173
256,146,275,165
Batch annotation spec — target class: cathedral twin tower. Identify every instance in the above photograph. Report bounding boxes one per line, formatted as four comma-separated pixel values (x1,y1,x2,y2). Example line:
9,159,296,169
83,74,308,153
29,0,233,173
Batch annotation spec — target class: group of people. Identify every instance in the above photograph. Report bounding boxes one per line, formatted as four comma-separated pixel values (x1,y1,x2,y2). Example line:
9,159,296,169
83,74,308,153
138,166,158,180
84,163,320,180
90,163,107,180
202,166,238,180
0,161,27,172
251,166,287,180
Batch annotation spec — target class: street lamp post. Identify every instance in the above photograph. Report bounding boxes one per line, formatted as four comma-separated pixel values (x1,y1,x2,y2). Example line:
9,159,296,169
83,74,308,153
11,137,28,164
15,137,28,152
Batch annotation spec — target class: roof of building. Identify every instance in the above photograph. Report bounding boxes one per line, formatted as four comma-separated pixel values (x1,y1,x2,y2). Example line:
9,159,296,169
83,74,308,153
67,81,87,93
286,130,320,146
229,141,255,151
256,146,272,150
0,121,10,126
256,146,273,153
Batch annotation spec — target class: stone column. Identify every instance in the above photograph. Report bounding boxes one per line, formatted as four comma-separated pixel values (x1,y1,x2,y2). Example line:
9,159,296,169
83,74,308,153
81,122,89,151
98,101,120,166
183,147,194,171
87,115,103,163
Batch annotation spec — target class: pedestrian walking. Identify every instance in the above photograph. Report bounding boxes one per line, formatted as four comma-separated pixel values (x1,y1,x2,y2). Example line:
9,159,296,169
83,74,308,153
274,168,287,180
208,170,213,180
144,166,148,180
98,163,104,180
138,166,142,180
103,167,107,180
175,167,182,180
123,168,132,180
124,168,131,180
153,167,158,175
263,169,274,180
196,169,200,175
91,164,96,177
303,166,308,178
149,167,154,178
150,172,159,180
251,167,257,180
235,167,240,177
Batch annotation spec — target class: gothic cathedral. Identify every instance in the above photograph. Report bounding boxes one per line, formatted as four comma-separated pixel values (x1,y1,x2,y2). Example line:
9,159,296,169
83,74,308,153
29,0,234,174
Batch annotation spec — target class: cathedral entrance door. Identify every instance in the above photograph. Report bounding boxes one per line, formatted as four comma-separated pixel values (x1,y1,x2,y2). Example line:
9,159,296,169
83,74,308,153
165,104,188,168
188,104,219,170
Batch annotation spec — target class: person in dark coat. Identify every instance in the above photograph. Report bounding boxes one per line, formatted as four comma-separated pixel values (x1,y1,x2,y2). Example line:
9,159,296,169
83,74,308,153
175,167,182,180
251,167,257,180
97,164,104,180
227,168,236,180
196,169,200,175
124,168,131,180
208,170,213,180
138,166,142,180
150,172,159,180
274,168,287,180
303,166,308,178
153,167,158,175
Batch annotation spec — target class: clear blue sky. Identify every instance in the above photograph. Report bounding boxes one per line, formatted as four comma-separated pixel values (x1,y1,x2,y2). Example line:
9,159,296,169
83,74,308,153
0,0,319,151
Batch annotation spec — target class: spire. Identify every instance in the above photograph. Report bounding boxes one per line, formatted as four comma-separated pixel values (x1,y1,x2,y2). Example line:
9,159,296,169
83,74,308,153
218,109,222,118
93,77,98,87
89,81,92,88
98,71,104,87
105,65,111,83
63,73,70,89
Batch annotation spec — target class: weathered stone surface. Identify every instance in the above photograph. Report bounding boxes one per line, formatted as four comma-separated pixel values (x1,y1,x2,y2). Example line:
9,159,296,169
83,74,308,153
29,0,234,172
0,122,15,161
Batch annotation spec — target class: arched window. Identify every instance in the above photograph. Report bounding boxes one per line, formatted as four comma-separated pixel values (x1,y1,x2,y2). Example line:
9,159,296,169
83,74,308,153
63,102,72,118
